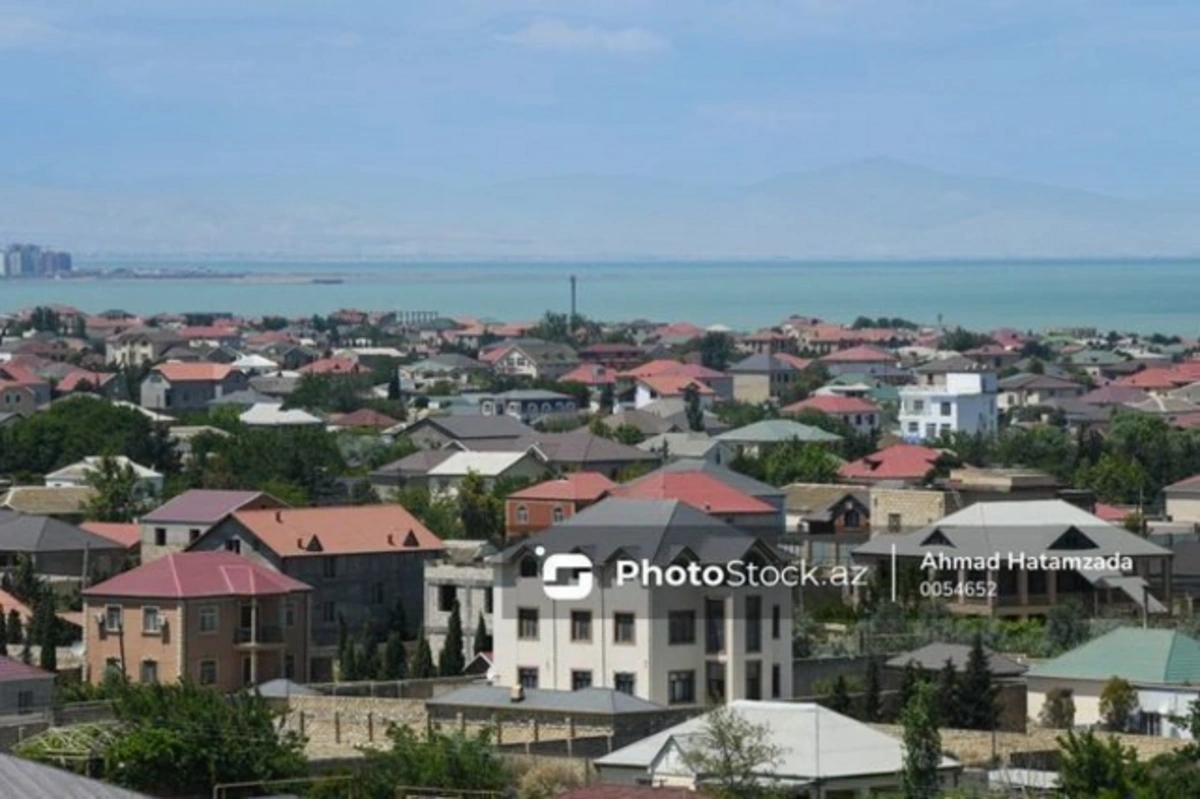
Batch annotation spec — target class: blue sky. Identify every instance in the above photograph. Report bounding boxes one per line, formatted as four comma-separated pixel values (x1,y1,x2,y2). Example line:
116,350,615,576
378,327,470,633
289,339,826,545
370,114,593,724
2,0,1199,197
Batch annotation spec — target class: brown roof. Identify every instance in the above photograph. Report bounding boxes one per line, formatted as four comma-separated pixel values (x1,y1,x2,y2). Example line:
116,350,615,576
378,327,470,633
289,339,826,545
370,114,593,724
154,362,238,382
329,408,401,429
2,486,94,516
79,522,141,549
231,505,444,557
142,490,280,524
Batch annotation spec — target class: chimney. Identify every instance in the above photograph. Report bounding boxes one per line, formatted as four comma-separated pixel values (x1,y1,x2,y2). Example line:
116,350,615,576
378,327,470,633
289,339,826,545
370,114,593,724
297,537,303,549
387,533,394,546
510,684,525,703
275,510,283,523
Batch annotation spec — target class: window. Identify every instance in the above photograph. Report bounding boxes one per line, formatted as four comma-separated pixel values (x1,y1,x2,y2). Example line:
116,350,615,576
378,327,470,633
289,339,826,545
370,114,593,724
668,670,695,705
940,401,952,417
668,611,695,645
771,664,782,699
438,585,457,612
154,528,166,546
745,596,762,653
552,505,564,523
105,605,123,633
371,582,385,605
484,588,494,614
745,661,762,700
199,659,217,686
284,655,296,680
614,672,636,695
613,613,635,644
844,509,861,529
323,557,337,578
913,399,925,412
16,690,33,714
140,660,159,684
888,513,902,533
519,556,539,578
705,598,725,654
518,608,539,640
321,601,336,623
924,423,937,439
189,528,201,542
283,600,295,628
706,662,726,703
199,606,219,634
105,657,123,678
518,667,539,689
570,610,592,642
907,422,919,434
571,670,593,690
225,539,241,554
771,605,781,640
515,504,529,524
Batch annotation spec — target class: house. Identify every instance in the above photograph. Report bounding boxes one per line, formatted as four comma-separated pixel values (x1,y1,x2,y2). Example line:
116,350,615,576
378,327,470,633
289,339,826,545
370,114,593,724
654,459,785,513
819,345,905,381
854,500,1173,619
899,356,998,442
1,486,95,521
578,343,645,371
0,510,127,580
505,473,617,537
997,373,1085,410
728,354,802,403
400,415,533,449
189,504,444,679
140,362,248,413
369,450,456,497
715,419,841,457
1079,384,1150,407
640,397,728,435
82,551,312,689
139,489,286,563
593,700,961,795
327,408,401,431
423,540,495,657
249,373,302,399
492,499,794,706
638,433,736,467
783,395,881,435
400,354,487,388
739,330,795,356
79,522,141,559
0,381,40,416
456,429,661,479
963,344,1022,371
238,403,323,427
1026,628,1200,738
480,389,578,422
602,408,681,438
0,657,54,715
105,328,185,367
489,339,580,380
610,471,783,535
621,361,733,403
634,376,715,410
1164,473,1200,524
886,642,1028,731
560,363,618,409
44,456,164,497
779,484,870,571
424,450,548,496
838,444,945,485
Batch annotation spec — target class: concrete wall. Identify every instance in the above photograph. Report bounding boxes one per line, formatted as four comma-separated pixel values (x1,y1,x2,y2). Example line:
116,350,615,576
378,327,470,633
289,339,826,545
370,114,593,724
869,488,947,533
1168,496,1200,524
1027,676,1102,728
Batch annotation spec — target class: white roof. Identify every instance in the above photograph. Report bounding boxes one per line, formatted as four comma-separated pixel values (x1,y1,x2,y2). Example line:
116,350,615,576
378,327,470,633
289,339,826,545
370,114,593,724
231,354,279,369
595,701,958,781
937,499,1112,528
46,456,162,482
427,450,536,478
239,403,323,426
113,400,173,422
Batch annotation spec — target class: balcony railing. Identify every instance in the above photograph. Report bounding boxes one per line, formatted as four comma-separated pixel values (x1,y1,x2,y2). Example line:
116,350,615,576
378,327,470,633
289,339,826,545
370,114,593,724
234,625,284,645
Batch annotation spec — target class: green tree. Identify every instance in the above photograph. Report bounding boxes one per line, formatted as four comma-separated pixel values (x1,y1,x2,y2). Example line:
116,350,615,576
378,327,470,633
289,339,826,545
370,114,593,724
85,454,148,522
0,604,7,652
346,726,511,799
1046,600,1090,656
900,681,942,799
698,331,736,371
612,424,645,445
762,440,841,486
683,383,704,432
388,598,410,639
863,657,882,722
938,327,994,352
387,372,402,401
898,659,923,712
827,674,853,716
438,602,466,676
410,631,436,679
473,613,492,655
959,632,999,731
935,659,961,728
5,609,22,645
11,554,40,604
1056,729,1140,799
678,705,783,799
380,631,408,680
1100,677,1139,732
359,620,382,679
33,590,57,672
598,383,615,414
458,470,504,541
1039,686,1076,729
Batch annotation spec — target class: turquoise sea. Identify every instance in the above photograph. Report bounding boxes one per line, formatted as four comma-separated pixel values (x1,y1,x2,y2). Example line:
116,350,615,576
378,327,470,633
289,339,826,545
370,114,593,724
1,259,1198,334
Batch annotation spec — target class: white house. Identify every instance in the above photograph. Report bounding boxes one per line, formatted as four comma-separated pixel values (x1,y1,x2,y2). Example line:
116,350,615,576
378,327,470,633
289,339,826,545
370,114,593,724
44,456,164,497
425,450,547,496
899,355,998,442
491,498,793,708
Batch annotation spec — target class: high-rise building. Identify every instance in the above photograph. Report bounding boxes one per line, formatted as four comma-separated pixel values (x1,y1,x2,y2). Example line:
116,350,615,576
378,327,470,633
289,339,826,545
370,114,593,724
1,243,71,278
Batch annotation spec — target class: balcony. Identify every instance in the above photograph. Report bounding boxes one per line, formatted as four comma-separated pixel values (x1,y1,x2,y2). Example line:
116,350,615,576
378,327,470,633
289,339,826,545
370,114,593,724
234,625,285,647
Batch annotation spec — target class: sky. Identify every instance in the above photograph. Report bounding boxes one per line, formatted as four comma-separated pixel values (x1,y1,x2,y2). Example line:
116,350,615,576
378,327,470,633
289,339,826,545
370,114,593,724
2,1,1200,255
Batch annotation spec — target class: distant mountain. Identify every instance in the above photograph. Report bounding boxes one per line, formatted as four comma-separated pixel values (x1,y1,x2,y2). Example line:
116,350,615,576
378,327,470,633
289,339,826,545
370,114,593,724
2,159,1199,258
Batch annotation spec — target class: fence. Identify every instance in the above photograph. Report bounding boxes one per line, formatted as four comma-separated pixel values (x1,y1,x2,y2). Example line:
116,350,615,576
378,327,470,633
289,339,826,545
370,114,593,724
0,701,114,754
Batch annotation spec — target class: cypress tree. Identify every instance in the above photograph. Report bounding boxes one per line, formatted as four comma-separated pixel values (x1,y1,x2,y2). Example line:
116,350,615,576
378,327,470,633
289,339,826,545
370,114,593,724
898,659,921,712
828,674,853,716
961,632,999,730
900,681,942,799
6,610,22,645
389,599,409,640
473,612,492,655
381,631,408,680
36,592,56,672
0,604,8,653
411,631,436,679
863,656,882,722
936,658,960,729
360,620,381,679
438,602,465,676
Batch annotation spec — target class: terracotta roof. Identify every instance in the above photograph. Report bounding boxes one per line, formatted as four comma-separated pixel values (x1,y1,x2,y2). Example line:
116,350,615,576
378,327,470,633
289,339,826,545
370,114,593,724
774,353,812,371
0,589,33,625
80,522,141,549
231,505,444,557
611,472,775,514
508,473,617,502
57,371,116,392
1079,385,1151,406
142,489,278,524
1114,367,1192,390
637,375,715,397
559,363,617,386
299,357,363,375
819,345,896,363
84,551,311,599
654,322,705,338
1093,503,1134,523
154,362,237,382
0,656,53,683
179,326,241,339
328,408,401,429
619,360,725,380
784,395,879,415
839,444,944,482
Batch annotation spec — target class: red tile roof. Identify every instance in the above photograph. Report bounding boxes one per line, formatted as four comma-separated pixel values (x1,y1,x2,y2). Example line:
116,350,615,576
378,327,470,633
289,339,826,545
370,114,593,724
328,408,401,429
819,345,896,363
783,395,879,415
0,655,53,683
83,551,311,599
637,375,715,397
560,363,617,386
232,505,444,557
299,358,363,375
654,322,705,338
508,473,617,502
80,522,141,549
0,589,33,625
619,360,725,380
179,325,241,340
155,362,238,382
57,371,116,393
1093,503,1134,523
1113,367,1192,390
612,472,774,514
839,444,944,482
142,489,278,524
774,353,812,371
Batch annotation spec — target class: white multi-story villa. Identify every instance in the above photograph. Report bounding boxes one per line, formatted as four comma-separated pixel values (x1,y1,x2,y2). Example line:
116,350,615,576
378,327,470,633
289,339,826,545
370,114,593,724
899,355,998,442
490,498,793,708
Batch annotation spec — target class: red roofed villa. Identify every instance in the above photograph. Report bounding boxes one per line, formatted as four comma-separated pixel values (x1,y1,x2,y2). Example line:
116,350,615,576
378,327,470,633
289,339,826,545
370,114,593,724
505,473,618,537
783,395,881,434
610,471,780,532
838,444,945,485
819,345,903,380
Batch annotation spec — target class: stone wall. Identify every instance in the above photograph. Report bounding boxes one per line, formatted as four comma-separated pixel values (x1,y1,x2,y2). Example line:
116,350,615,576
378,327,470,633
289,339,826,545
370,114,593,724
870,488,947,532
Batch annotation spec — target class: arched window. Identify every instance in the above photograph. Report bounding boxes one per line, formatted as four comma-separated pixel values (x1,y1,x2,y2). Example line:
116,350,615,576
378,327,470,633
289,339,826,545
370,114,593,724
552,505,565,523
519,555,539,578
516,504,529,524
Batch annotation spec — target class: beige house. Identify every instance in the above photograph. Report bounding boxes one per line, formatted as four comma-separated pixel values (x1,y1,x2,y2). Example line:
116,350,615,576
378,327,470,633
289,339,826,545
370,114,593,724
1165,473,1200,524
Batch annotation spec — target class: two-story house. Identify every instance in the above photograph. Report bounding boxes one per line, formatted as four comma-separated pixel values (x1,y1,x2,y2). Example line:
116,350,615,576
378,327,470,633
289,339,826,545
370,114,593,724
783,395,882,435
479,389,578,423
423,540,495,659
619,361,733,404
400,415,535,449
489,339,580,381
491,498,794,707
819,345,906,381
505,473,618,538
189,505,444,680
82,551,312,690
727,354,802,404
140,363,249,413
997,373,1086,411
898,355,998,442
139,489,287,563
105,328,185,367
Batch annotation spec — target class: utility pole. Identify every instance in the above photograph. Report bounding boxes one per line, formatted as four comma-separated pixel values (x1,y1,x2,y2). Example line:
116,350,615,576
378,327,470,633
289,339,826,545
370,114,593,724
569,274,577,322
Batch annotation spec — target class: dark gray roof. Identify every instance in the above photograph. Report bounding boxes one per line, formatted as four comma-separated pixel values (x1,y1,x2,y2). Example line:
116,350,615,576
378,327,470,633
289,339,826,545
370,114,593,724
372,449,455,477
412,415,534,440
0,512,126,554
497,498,782,567
428,685,664,714
657,459,784,502
459,429,660,467
997,373,1082,391
886,643,1028,677
207,388,277,407
425,353,486,370
915,355,991,374
248,374,300,396
855,519,1170,560
0,753,152,798
494,389,573,402
728,353,801,374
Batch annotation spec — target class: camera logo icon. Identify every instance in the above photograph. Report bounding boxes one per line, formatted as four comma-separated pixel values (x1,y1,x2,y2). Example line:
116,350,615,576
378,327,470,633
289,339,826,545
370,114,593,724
537,547,594,601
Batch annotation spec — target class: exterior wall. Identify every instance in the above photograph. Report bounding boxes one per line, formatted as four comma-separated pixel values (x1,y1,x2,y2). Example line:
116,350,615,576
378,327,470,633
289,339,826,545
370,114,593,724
999,385,1085,410
1167,496,1200,524
140,373,249,412
731,374,770,404
0,676,54,715
828,410,879,436
899,377,998,442
634,384,715,411
824,360,903,379
505,498,589,538
0,386,38,415
423,564,492,657
868,489,949,533
25,547,123,579
428,457,547,497
84,598,184,686
1027,676,1102,729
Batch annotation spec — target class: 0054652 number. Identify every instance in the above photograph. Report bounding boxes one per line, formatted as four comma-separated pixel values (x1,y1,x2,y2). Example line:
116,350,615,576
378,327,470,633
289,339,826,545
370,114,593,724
919,580,998,599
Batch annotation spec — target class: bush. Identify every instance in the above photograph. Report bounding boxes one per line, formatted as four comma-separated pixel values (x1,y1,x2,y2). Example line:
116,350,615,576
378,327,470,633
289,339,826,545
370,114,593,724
516,760,587,799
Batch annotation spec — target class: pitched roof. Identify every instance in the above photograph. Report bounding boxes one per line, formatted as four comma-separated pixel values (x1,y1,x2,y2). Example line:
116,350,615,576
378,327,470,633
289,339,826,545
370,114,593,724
45,456,162,484
638,432,725,459
997,373,1083,391
142,490,276,524
299,357,363,375
728,353,801,374
230,504,444,557
0,654,54,683
508,473,617,502
716,419,842,444
428,685,663,714
559,363,617,386
153,362,238,382
656,459,783,502
84,551,311,599
1026,628,1200,684
79,522,141,549
328,408,401,430
371,449,455,477
427,450,543,478
636,375,715,397
239,403,322,426
2,486,95,516
1166,473,1200,498
784,484,867,519
611,472,775,515
0,752,152,799
409,415,534,440
838,444,944,482
886,643,1027,677
601,408,679,436
915,354,990,374
0,511,123,553
784,395,879,415
458,429,659,467
1115,367,1191,390
619,360,725,380
819,345,896,364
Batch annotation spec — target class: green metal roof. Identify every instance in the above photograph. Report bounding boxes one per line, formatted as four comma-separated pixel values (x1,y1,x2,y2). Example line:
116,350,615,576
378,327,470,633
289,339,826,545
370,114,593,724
1027,628,1200,685
716,419,842,444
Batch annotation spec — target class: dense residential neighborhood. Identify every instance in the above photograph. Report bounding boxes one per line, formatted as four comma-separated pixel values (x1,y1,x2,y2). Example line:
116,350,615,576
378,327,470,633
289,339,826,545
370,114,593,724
5,304,1200,796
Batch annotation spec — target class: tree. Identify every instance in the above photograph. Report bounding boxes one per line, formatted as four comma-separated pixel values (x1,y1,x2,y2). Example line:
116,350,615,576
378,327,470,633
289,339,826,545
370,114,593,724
935,659,961,728
33,590,57,672
0,604,6,652
598,383,615,415
761,440,841,486
1039,687,1076,729
1100,677,1138,732
5,610,22,645
1046,600,1090,655
388,598,410,639
938,327,994,352
683,384,704,432
959,632,998,731
438,602,466,676
900,681,942,799
698,332,736,372
359,620,382,680
678,705,783,799
863,657,882,722
898,659,923,713
387,372,402,401
380,631,408,680
85,454,148,522
611,424,645,445
1056,729,1139,799
344,726,511,799
10,555,39,604
410,631,436,679
473,613,492,655
458,471,504,542
827,674,853,716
